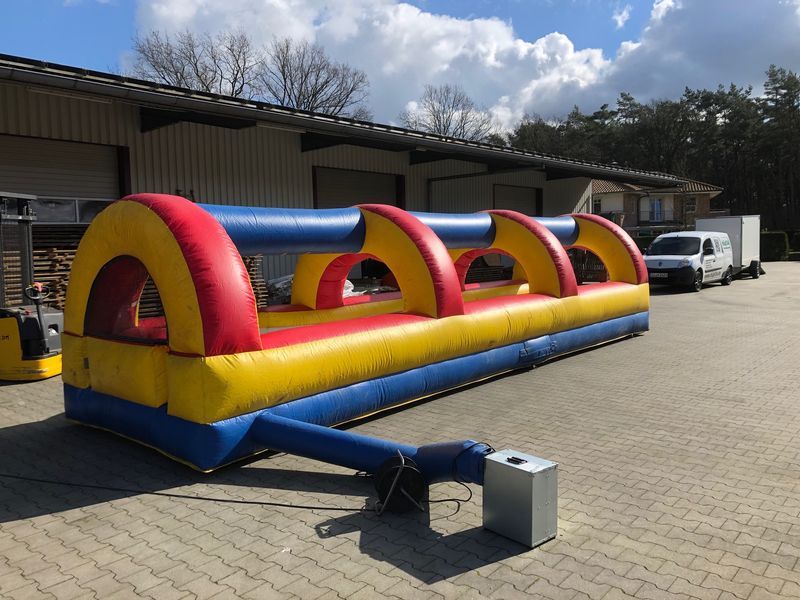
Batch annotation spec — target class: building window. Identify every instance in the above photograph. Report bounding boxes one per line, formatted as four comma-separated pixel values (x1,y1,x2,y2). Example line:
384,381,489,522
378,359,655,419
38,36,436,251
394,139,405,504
592,197,602,214
685,196,696,214
31,197,114,224
640,197,667,222
651,198,663,221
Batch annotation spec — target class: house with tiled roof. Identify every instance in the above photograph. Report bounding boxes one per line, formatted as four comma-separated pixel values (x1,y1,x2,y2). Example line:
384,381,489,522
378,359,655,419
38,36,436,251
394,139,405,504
591,178,724,237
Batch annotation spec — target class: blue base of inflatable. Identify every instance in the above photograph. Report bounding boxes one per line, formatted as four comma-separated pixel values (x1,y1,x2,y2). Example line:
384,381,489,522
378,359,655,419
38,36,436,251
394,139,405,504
64,311,648,473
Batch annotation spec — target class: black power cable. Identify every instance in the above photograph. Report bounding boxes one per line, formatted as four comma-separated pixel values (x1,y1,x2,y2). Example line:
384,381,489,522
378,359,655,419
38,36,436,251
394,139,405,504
0,472,474,513
429,481,473,505
0,472,372,512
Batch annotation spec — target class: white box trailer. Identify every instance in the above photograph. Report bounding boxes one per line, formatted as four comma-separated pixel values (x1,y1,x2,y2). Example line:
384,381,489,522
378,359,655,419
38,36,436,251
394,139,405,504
695,215,761,278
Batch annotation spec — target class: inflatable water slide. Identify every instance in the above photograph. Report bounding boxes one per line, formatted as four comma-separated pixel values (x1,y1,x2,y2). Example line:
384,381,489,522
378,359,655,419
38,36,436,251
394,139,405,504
63,194,648,500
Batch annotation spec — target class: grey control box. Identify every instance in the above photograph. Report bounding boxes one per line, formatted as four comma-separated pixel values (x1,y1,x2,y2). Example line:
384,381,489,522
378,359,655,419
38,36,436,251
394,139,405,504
483,449,558,548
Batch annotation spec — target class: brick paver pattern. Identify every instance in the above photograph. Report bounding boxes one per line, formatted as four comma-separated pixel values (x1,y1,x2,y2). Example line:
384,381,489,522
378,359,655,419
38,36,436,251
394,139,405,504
1,263,799,599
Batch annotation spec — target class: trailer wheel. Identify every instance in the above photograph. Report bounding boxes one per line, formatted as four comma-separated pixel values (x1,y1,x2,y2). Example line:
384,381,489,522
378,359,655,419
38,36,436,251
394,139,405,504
721,268,733,286
749,261,760,279
690,270,703,292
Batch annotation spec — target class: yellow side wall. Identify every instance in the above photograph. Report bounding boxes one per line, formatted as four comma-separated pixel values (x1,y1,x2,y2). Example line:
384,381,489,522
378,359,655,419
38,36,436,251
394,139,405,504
171,283,649,423
85,337,169,407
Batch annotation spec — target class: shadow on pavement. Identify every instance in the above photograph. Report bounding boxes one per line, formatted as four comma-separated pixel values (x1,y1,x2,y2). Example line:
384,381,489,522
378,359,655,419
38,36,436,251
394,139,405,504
0,413,523,581
0,414,374,522
316,509,527,583
648,284,692,296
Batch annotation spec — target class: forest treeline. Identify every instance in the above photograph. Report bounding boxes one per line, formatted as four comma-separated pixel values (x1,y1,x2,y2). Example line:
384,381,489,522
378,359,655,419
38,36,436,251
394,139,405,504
493,66,800,229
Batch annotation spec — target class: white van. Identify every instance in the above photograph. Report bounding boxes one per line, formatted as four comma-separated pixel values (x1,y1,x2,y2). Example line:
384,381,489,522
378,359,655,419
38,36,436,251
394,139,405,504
644,231,734,292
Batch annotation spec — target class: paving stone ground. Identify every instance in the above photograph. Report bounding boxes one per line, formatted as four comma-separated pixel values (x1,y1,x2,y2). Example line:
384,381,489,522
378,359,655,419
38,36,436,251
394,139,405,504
1,263,799,599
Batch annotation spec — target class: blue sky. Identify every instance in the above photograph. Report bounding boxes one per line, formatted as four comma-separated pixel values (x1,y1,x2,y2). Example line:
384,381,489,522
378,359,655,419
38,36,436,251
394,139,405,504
1,1,135,72
1,1,651,71
407,0,651,56
2,1,799,126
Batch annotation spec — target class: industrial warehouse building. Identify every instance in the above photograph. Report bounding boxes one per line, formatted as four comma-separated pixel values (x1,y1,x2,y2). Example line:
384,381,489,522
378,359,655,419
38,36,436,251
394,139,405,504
0,53,680,304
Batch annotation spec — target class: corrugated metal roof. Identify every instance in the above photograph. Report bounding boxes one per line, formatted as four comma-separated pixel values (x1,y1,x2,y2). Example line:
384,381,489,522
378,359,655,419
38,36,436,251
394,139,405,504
0,53,683,187
593,178,722,194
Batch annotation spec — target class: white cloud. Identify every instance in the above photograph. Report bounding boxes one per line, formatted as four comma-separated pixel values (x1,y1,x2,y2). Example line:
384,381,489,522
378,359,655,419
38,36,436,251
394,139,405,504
617,40,641,57
650,0,679,23
612,4,632,30
135,0,800,130
783,0,800,17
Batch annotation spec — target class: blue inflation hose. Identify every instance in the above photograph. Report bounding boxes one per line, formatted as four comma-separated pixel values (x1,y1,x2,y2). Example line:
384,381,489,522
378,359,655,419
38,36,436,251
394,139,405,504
251,412,492,485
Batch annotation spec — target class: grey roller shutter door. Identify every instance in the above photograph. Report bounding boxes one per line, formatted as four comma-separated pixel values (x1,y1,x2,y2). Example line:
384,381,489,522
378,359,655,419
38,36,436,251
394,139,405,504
494,185,542,216
315,167,398,209
0,135,118,199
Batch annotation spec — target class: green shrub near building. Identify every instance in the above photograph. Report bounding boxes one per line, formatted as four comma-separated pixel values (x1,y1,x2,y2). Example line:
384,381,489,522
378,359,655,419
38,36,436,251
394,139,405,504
760,231,790,261
789,231,800,251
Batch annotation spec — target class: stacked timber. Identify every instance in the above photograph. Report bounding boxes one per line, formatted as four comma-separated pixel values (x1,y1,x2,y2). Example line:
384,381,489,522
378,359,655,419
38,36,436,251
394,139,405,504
30,225,86,310
138,278,164,318
32,247,75,309
11,224,269,314
243,255,269,308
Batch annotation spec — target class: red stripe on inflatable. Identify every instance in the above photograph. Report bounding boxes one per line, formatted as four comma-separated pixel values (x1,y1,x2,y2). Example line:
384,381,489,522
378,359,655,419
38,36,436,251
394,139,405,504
575,281,631,295
571,213,648,285
261,304,311,313
464,279,525,291
117,316,168,343
260,313,429,349
342,291,403,305
123,194,262,356
488,210,579,297
359,204,464,318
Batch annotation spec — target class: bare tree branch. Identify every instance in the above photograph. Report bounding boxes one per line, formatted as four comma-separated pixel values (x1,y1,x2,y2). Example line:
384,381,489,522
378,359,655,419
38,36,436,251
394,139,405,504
132,29,262,99
257,38,372,118
399,84,497,141
131,31,372,119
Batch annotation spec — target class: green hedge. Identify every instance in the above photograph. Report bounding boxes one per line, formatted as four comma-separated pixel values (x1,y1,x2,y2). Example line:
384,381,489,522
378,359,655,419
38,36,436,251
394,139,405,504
789,231,800,251
760,231,790,261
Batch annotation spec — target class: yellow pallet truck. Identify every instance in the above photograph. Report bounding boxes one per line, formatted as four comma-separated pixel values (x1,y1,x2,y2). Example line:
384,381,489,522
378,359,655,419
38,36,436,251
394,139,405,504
0,192,62,381
0,283,62,381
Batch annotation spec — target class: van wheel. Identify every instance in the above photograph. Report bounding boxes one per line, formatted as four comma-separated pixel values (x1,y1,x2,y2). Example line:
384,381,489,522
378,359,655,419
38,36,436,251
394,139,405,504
691,270,703,292
721,268,733,286
749,261,760,279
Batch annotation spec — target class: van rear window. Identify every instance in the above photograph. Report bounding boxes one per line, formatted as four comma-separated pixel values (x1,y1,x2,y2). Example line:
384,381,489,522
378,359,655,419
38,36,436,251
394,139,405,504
647,238,700,256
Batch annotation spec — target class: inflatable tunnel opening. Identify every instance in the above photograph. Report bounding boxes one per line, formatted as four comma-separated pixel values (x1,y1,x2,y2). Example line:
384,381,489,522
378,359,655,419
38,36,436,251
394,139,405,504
293,251,409,312
347,259,401,298
463,252,517,286
84,255,168,344
568,248,609,284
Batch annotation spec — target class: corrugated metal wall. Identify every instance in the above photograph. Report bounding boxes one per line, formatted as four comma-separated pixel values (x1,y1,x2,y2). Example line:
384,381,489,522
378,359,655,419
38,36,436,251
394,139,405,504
543,178,592,216
0,82,590,277
430,170,548,213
